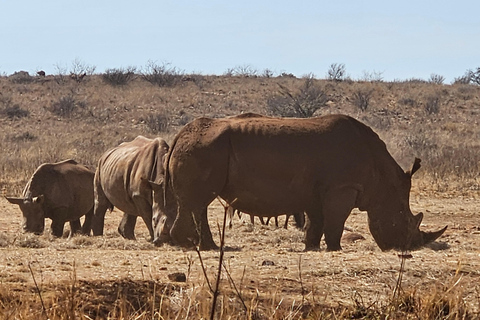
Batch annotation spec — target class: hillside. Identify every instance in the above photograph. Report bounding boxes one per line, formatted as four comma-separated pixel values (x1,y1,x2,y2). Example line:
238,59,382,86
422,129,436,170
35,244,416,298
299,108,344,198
1,73,478,196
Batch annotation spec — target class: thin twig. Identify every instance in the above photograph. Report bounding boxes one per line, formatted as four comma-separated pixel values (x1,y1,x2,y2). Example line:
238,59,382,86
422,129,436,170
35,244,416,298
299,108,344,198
194,245,213,293
28,263,49,319
222,261,248,312
298,254,306,305
392,251,408,302
210,202,228,320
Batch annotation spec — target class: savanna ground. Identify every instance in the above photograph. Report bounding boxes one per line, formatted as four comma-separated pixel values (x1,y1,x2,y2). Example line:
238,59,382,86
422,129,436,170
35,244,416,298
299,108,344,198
0,68,479,319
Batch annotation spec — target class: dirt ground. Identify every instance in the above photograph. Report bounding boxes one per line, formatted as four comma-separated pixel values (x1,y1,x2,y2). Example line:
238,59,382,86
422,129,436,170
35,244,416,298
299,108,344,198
0,192,479,316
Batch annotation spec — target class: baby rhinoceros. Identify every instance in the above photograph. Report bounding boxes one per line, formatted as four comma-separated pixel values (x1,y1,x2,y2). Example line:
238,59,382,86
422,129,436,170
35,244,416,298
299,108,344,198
6,159,94,237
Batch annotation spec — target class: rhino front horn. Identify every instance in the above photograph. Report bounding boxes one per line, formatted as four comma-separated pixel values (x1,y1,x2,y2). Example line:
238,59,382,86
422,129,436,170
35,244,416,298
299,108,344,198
422,225,448,245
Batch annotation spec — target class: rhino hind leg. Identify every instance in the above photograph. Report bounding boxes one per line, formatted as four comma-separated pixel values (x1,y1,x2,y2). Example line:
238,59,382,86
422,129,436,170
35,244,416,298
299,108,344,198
92,179,113,236
322,187,358,251
81,207,94,235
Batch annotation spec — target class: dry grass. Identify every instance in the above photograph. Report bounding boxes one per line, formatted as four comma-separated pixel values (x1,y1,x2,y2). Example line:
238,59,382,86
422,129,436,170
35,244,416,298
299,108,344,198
0,74,479,318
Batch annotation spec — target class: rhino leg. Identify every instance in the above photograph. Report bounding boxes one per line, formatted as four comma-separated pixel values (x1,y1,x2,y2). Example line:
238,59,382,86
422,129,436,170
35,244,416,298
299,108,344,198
118,213,137,240
323,187,358,251
92,184,112,236
131,196,155,241
293,212,306,230
81,207,94,235
304,209,324,251
196,207,218,250
171,204,218,250
70,219,82,234
51,219,66,237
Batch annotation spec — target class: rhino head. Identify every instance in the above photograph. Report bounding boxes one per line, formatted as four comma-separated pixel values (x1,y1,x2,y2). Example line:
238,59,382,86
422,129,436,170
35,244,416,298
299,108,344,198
366,158,447,251
6,195,46,234
149,180,177,246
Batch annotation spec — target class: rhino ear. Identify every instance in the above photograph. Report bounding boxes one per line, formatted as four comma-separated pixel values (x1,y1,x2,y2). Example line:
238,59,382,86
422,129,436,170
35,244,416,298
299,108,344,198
32,195,45,204
407,158,421,177
5,197,24,205
148,179,164,190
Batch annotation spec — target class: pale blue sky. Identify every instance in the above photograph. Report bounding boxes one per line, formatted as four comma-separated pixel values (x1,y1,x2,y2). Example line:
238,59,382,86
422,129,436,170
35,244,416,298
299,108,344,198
1,1,478,82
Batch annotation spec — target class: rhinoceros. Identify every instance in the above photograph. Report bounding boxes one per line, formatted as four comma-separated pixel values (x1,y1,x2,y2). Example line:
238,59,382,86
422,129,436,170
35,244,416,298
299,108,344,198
92,136,175,244
160,113,447,251
6,159,94,237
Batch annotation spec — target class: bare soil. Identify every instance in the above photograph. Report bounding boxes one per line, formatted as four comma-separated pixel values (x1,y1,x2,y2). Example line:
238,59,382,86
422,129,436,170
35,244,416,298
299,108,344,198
1,191,479,317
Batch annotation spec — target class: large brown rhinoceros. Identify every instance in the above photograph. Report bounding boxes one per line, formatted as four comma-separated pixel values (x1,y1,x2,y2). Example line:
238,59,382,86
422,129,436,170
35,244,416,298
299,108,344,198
91,136,176,244
6,159,94,237
160,113,447,251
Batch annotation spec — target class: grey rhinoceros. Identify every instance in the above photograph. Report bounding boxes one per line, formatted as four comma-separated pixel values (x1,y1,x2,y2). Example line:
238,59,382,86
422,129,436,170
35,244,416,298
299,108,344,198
160,113,447,251
6,159,94,237
91,136,176,244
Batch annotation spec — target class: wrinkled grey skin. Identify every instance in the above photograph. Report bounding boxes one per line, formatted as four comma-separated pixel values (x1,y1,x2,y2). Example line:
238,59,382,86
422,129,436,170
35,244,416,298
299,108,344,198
6,159,94,237
92,136,176,244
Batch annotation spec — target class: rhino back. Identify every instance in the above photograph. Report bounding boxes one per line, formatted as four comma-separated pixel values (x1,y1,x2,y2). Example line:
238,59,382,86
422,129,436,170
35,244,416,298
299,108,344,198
169,114,404,215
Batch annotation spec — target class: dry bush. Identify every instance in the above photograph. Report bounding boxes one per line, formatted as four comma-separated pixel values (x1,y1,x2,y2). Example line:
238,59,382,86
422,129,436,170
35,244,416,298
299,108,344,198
326,63,346,81
266,76,329,117
352,88,373,112
428,73,445,85
8,71,34,84
141,61,183,87
142,111,171,133
102,67,136,86
0,104,29,119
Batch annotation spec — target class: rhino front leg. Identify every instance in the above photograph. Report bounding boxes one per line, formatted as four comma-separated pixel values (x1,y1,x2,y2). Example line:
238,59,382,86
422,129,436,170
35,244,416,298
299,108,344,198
195,206,218,250
118,213,137,240
304,209,324,251
323,187,358,251
51,219,66,237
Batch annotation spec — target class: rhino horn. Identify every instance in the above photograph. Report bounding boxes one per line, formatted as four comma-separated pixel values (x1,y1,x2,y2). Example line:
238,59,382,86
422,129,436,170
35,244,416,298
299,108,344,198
413,212,423,229
421,225,448,245
5,197,24,205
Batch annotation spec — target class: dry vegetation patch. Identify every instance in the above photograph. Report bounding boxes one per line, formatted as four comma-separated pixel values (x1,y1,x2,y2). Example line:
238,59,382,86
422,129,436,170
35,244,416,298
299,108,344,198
0,74,479,318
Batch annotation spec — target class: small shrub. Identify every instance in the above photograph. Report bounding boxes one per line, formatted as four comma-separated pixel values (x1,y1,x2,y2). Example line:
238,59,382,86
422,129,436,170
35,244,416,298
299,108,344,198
352,88,373,112
262,68,275,78
453,70,472,85
69,58,96,82
143,112,170,133
224,65,258,77
102,67,136,86
9,71,33,84
469,67,480,85
360,70,384,82
267,76,328,117
51,95,77,117
11,132,37,142
1,104,29,119
141,61,182,87
428,74,445,85
398,97,417,107
326,63,346,81
425,95,440,114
